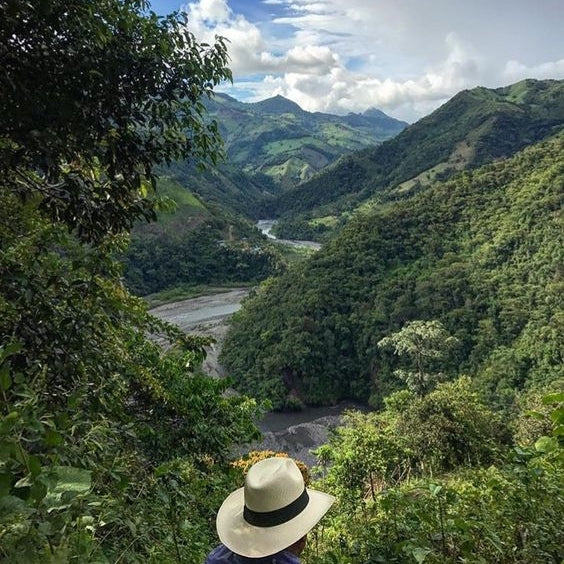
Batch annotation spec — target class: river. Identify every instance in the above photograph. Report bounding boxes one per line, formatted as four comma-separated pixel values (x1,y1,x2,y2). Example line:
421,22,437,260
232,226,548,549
149,288,368,465
256,219,322,250
148,222,366,463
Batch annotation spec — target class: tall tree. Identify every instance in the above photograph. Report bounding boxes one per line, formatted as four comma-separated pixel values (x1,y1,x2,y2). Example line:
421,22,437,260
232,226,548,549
0,2,259,561
378,320,459,396
0,0,231,242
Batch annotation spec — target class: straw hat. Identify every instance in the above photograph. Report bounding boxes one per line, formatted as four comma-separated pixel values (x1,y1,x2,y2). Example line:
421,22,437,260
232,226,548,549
216,457,335,558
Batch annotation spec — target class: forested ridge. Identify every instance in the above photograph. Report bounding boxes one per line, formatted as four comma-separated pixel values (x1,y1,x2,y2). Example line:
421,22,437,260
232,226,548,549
221,133,564,409
123,176,283,296
272,79,564,241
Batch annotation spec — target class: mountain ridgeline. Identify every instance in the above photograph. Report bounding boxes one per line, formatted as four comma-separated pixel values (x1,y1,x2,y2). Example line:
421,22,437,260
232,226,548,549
220,132,564,409
161,93,407,217
206,93,407,187
124,96,406,295
272,79,564,240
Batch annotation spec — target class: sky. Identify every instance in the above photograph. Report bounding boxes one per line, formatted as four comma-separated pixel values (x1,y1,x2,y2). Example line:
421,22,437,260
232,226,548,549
149,0,564,122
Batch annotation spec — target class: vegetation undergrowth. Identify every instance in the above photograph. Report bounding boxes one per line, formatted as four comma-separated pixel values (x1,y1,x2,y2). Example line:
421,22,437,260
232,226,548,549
0,1,263,561
301,385,563,564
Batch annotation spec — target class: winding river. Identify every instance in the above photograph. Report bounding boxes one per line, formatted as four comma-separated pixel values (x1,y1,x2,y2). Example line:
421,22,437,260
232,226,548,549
256,219,322,250
149,222,365,462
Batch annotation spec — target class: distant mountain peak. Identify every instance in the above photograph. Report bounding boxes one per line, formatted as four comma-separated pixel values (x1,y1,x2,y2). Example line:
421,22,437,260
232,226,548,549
252,95,305,114
362,107,389,118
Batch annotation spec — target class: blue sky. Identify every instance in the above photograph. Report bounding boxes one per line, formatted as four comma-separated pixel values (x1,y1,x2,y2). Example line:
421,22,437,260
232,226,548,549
149,0,564,122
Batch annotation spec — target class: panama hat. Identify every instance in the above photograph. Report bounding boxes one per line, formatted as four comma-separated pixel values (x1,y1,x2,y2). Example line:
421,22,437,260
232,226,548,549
216,457,335,558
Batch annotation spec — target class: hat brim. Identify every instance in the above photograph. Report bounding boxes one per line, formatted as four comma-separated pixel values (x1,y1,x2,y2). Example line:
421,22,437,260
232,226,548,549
216,486,335,558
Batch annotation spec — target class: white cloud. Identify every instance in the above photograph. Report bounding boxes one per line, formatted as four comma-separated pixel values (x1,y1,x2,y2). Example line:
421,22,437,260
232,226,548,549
182,0,564,122
186,0,231,23
503,59,564,83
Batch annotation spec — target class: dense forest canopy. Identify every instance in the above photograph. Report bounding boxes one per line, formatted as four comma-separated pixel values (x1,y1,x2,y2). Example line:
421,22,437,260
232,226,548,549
221,133,564,410
272,79,564,241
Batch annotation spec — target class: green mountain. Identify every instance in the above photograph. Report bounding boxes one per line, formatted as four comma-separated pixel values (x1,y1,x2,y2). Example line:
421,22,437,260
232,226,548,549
220,132,564,409
272,79,564,238
126,96,407,296
157,94,406,219
123,176,283,296
159,159,278,219
205,93,407,188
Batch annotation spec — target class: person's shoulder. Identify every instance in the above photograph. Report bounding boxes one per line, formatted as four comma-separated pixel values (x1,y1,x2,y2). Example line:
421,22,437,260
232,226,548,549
273,551,300,564
205,544,236,563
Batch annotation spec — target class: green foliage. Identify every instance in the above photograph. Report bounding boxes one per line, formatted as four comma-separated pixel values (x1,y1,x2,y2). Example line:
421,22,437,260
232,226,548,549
0,0,231,243
274,79,564,238
0,194,261,561
221,133,564,408
397,378,508,472
378,320,459,396
305,390,563,564
315,378,505,505
0,2,261,561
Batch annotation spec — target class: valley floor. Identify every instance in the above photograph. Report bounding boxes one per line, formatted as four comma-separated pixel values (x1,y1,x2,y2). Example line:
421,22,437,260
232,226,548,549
149,288,249,378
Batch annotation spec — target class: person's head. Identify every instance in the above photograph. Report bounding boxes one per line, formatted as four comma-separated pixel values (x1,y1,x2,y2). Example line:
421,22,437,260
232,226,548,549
216,457,335,558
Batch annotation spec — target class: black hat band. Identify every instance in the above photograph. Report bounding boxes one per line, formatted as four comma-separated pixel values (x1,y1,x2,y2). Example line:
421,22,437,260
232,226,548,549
244,488,310,527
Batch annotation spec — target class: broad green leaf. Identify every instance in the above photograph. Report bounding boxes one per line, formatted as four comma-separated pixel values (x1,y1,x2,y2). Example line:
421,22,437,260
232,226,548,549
44,465,92,511
0,365,11,391
542,392,564,405
534,436,558,453
0,342,22,363
412,547,432,563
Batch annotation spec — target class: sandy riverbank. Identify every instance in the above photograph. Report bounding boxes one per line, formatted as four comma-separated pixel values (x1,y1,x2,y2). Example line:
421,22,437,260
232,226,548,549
149,288,250,378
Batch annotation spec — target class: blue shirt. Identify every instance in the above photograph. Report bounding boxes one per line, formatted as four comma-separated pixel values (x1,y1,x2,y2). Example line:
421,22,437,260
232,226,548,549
205,544,300,564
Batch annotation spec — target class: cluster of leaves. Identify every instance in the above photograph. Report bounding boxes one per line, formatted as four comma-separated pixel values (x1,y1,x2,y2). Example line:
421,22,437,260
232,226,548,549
0,1,261,561
0,189,261,562
0,0,231,244
221,133,564,409
304,387,563,564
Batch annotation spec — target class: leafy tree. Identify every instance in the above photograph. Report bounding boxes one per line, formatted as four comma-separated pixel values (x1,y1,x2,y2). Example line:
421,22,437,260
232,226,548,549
378,320,459,396
307,389,563,564
0,2,262,561
0,0,231,243
397,377,508,473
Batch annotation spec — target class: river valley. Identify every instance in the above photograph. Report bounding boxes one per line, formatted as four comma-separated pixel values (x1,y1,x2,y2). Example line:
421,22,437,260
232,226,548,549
149,287,368,465
148,222,365,464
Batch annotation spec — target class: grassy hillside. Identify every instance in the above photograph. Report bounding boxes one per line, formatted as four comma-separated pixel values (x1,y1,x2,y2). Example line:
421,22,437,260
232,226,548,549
273,79,564,239
160,159,279,219
123,177,283,296
202,93,407,190
220,133,564,409
159,94,406,218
